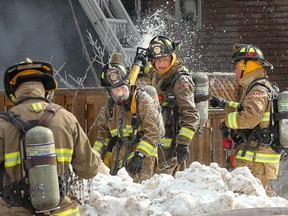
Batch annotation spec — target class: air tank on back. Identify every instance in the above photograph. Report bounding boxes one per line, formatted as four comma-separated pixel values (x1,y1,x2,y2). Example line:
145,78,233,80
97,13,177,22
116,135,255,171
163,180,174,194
143,85,166,138
25,126,60,211
277,91,288,148
192,72,209,132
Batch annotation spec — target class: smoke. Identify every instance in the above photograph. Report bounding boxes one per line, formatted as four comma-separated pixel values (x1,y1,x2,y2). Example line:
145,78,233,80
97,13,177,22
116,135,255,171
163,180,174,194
0,0,98,89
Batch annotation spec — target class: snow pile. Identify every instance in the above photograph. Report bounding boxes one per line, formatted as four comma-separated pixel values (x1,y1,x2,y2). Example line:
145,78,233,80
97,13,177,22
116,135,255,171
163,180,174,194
80,162,288,216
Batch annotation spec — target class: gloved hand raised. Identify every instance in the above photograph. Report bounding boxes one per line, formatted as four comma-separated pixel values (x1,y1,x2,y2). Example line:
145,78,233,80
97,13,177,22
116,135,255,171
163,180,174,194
175,144,190,164
126,152,145,175
133,53,147,68
209,96,226,108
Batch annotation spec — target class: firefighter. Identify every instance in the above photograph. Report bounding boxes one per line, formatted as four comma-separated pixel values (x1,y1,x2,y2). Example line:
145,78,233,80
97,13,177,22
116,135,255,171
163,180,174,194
210,44,281,189
0,58,101,215
135,35,200,175
93,62,161,183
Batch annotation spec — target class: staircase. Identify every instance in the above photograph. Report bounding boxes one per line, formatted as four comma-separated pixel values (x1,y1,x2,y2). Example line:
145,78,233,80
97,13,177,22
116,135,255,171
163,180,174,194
78,0,141,66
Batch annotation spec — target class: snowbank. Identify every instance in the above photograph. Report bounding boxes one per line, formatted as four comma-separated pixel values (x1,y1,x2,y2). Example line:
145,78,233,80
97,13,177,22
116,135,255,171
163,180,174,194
80,162,288,216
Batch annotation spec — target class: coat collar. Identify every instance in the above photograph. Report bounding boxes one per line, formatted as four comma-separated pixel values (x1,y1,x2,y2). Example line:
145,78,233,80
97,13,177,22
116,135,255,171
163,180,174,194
238,68,268,89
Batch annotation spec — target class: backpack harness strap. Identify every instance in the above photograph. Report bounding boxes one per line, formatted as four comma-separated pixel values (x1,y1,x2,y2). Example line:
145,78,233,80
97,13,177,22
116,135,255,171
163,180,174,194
111,88,143,175
235,78,280,155
160,71,190,159
0,103,66,212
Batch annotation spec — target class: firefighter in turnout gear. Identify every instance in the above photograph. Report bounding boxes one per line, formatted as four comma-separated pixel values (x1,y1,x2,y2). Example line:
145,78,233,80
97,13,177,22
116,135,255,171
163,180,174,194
210,44,281,189
0,58,101,215
136,35,200,175
93,62,161,183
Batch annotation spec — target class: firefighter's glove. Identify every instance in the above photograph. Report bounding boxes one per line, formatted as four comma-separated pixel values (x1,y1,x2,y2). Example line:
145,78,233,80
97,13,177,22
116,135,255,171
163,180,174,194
133,53,147,68
209,96,226,108
175,144,190,164
126,152,145,175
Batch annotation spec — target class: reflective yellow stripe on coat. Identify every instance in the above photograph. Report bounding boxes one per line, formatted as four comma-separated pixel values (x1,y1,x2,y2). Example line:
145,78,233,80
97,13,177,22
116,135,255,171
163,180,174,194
110,125,136,137
228,101,239,109
178,127,195,140
160,138,172,148
236,150,280,163
261,112,270,122
56,148,73,163
4,151,21,167
227,112,238,129
227,112,270,129
93,138,109,152
137,140,157,157
52,207,80,216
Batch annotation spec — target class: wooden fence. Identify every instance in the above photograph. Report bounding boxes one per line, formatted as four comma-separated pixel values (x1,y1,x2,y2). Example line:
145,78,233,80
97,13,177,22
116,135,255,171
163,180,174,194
0,73,238,168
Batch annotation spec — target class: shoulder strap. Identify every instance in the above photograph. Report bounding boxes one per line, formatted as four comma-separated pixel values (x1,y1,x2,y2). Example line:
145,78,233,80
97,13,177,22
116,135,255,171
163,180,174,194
169,71,189,94
0,103,63,132
0,112,31,134
245,77,272,96
38,103,63,126
131,88,144,131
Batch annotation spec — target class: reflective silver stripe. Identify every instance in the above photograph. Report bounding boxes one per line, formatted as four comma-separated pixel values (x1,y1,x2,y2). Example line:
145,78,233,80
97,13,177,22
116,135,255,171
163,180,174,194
178,127,195,140
93,141,105,152
235,150,253,161
227,112,238,129
261,112,270,122
110,125,136,137
255,152,281,163
229,101,239,108
55,148,73,163
160,138,172,148
5,151,21,167
137,140,157,157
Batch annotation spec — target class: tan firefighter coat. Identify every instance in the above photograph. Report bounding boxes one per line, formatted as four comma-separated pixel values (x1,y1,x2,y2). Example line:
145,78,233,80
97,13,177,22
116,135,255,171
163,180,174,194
144,59,200,174
94,88,161,183
0,84,101,215
224,68,280,188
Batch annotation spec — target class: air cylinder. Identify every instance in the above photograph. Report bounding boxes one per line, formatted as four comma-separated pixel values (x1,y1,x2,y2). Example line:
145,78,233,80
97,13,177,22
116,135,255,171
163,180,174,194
192,72,209,128
277,91,288,148
143,85,166,138
25,126,60,211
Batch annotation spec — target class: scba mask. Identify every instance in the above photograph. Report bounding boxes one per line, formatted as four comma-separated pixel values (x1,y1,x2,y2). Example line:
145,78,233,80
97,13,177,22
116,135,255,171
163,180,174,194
110,84,130,106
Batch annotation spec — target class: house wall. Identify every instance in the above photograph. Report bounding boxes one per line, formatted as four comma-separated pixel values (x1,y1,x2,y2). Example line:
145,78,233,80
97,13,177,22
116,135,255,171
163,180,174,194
134,0,288,91
194,0,288,91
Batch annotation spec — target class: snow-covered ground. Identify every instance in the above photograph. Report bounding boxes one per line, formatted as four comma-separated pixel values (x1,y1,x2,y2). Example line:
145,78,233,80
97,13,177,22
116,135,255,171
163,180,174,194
79,161,288,216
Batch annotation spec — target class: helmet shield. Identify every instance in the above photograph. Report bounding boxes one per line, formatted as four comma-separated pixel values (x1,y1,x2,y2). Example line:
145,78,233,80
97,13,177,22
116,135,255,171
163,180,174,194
4,58,57,103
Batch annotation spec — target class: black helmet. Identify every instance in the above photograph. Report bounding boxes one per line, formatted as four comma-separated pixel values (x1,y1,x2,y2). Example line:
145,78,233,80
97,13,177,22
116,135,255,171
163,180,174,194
4,58,58,103
231,44,273,69
147,36,181,60
100,63,129,88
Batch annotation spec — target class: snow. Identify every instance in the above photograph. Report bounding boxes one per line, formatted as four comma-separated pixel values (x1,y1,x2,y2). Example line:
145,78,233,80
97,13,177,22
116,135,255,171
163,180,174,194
79,161,288,216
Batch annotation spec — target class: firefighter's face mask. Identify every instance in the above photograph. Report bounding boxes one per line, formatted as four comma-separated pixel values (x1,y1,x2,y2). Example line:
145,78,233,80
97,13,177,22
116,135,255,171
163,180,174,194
110,84,130,105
